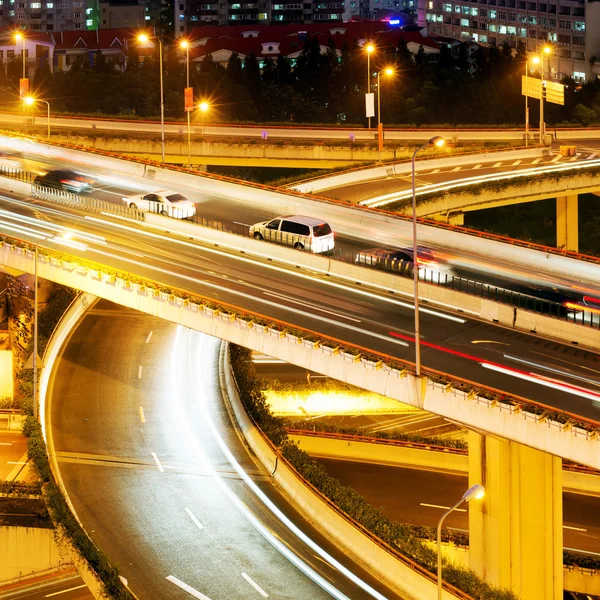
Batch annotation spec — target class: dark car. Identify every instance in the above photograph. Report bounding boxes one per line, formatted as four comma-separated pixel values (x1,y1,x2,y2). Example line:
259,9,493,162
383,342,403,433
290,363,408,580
355,246,440,270
34,169,95,193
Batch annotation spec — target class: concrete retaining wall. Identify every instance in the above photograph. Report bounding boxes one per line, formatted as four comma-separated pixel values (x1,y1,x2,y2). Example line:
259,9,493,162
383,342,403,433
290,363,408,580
0,527,69,584
1,241,598,469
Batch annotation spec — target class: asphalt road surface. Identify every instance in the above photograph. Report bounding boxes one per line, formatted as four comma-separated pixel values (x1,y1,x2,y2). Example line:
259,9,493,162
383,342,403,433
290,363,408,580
49,301,405,600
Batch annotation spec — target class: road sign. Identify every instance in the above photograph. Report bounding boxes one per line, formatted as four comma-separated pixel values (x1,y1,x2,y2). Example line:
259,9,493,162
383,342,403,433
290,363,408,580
23,351,43,370
545,80,565,105
521,76,564,105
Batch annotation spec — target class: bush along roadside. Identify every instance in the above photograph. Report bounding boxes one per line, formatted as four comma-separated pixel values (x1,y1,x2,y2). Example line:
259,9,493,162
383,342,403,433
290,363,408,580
230,344,516,600
14,284,134,600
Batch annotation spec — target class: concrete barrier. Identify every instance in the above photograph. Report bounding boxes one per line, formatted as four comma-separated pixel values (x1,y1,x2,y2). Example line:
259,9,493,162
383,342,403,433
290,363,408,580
221,343,464,600
0,527,71,584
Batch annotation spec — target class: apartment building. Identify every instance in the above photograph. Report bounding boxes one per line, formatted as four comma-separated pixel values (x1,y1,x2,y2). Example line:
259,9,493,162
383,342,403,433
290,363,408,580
0,0,87,31
417,0,600,80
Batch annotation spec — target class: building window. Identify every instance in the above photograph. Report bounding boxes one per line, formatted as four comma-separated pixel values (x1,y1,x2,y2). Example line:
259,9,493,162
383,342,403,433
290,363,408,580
573,71,585,81
572,21,584,31
73,12,81,17
547,32,556,41
46,2,53,6
507,25,516,33
31,1,41,6
86,18,92,25
573,51,584,60
72,1,81,6
460,17,468,25
499,24,506,32
489,9,496,17
7,49,14,59
572,35,584,45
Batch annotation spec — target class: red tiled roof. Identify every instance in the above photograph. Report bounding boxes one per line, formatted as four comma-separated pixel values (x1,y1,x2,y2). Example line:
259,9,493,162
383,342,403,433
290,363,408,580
188,21,439,61
53,27,139,50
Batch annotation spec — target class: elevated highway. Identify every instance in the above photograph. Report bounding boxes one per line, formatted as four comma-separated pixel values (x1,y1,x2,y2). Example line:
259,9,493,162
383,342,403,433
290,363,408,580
1,141,598,598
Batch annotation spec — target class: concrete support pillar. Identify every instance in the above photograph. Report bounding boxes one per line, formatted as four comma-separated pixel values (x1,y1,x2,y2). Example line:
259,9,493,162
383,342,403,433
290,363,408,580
468,431,562,600
556,194,578,252
447,212,464,226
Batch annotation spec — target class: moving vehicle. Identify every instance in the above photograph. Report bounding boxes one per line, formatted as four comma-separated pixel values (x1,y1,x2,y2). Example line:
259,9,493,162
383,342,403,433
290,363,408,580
0,150,23,169
34,169,95,193
122,190,196,219
355,246,441,270
250,215,334,253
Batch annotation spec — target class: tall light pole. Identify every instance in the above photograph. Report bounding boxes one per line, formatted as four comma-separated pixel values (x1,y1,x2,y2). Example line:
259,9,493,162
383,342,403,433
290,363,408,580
138,34,165,162
365,43,375,130
437,484,485,599
15,32,26,78
24,96,50,139
538,46,551,144
180,39,191,167
524,58,529,147
376,67,394,162
412,136,444,377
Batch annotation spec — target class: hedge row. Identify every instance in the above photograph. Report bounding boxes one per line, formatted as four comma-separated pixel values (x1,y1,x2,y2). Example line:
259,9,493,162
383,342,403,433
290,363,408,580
230,344,516,600
13,283,134,600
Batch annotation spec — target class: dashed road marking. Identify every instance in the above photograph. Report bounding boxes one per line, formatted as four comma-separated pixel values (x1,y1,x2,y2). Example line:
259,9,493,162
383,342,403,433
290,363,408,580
451,166,461,172
241,573,268,598
185,507,204,530
139,406,145,423
166,576,212,600
492,162,503,168
138,365,143,379
532,158,543,164
569,153,582,161
587,152,597,160
472,164,482,169
429,169,440,174
151,452,164,473
564,525,587,532
45,584,88,597
511,160,522,165
145,331,153,344
550,154,562,163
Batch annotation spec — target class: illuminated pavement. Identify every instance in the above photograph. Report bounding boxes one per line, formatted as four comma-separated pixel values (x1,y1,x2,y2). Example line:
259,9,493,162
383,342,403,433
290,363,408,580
50,301,403,600
0,572,92,600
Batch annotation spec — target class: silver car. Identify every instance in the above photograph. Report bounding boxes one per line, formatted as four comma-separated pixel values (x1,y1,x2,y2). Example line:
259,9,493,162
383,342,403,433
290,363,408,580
250,215,335,254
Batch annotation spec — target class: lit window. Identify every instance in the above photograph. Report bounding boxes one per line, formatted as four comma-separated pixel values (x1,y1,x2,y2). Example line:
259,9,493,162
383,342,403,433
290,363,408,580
31,1,41,6
489,9,496,17
443,3,451,11
470,7,477,15
86,18,92,25
499,24,507,33
460,17,468,25
427,1,433,8
489,23,496,31
46,2,53,6
507,25,516,34
573,21,585,31
86,7,92,13
145,14,150,19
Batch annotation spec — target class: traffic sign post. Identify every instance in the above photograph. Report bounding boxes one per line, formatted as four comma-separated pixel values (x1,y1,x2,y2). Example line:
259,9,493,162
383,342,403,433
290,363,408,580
521,76,564,144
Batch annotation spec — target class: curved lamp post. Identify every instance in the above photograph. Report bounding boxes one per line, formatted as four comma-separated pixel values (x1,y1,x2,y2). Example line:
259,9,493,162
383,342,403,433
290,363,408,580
437,484,485,599
365,43,375,129
412,135,444,377
376,67,394,162
23,96,50,139
180,39,192,167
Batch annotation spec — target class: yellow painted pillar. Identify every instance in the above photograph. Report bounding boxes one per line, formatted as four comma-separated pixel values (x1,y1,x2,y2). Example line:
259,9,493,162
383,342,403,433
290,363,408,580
556,194,578,252
468,431,562,600
447,212,464,226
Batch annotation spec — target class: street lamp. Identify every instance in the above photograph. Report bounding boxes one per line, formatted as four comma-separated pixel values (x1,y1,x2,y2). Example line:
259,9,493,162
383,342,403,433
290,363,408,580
15,32,25,79
138,33,165,162
180,39,192,167
412,135,444,377
365,43,375,129
376,67,394,162
536,46,551,144
437,484,485,599
23,96,50,139
198,100,209,136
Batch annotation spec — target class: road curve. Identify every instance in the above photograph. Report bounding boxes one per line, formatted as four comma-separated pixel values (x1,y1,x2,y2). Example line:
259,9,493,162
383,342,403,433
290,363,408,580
49,300,404,600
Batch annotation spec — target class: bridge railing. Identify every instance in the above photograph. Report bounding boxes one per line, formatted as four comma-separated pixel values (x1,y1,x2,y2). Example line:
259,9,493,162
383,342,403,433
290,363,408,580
31,184,145,222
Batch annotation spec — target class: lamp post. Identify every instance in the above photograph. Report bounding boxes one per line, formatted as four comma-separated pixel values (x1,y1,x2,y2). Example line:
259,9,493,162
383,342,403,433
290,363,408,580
180,39,191,167
437,484,485,599
15,32,26,79
23,96,50,139
376,67,394,162
412,136,444,377
365,43,375,130
525,59,529,147
538,46,551,144
138,34,165,162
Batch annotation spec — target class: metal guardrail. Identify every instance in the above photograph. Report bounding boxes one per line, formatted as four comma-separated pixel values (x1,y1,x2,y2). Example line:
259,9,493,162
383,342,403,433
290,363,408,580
31,184,145,222
0,166,34,183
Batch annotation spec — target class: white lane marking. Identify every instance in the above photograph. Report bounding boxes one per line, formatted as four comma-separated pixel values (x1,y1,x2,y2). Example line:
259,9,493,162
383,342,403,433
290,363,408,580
139,406,146,423
472,164,482,169
265,291,361,322
511,160,522,166
532,158,543,164
151,452,164,472
7,461,26,465
83,216,468,325
0,442,13,446
564,547,600,557
185,507,204,530
503,354,600,388
421,503,467,512
564,525,587,532
241,573,268,598
569,153,582,162
492,162,502,168
145,331,153,344
233,221,250,227
429,169,440,174
166,576,213,600
587,153,598,160
44,584,87,597
451,166,461,172
550,154,562,163
138,365,143,379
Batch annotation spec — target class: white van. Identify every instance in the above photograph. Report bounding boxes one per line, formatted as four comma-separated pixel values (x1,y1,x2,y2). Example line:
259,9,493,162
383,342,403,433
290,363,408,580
250,215,335,254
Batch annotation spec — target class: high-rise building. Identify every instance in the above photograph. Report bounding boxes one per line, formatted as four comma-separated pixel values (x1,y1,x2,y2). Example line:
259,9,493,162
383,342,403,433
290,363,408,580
418,0,600,80
0,0,87,31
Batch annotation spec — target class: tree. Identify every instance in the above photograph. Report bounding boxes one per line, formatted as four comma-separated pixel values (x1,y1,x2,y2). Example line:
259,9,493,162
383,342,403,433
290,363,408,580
573,103,597,126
